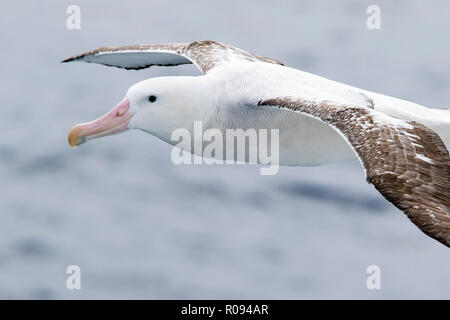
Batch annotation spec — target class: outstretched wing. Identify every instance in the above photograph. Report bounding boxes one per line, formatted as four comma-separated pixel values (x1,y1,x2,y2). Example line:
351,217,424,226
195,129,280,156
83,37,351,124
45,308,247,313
61,40,284,74
258,97,450,247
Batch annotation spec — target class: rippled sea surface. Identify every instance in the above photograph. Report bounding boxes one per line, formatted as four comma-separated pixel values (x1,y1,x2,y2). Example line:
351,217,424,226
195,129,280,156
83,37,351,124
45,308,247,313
1,0,449,299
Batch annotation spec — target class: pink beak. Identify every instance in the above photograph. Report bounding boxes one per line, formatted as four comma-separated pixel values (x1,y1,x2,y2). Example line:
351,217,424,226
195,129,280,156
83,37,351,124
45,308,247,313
68,98,133,148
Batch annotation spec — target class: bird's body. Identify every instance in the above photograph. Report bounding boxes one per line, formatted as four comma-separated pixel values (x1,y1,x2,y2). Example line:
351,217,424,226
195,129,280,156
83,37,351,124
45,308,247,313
186,62,358,166
141,61,450,166
63,40,450,247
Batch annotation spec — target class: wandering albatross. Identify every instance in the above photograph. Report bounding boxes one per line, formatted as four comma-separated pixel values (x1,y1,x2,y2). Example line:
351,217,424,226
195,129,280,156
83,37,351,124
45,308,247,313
62,40,450,247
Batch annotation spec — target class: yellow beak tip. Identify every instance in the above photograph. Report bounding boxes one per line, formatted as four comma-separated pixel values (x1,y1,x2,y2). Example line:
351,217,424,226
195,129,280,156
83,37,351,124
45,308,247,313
68,125,82,148
68,136,78,148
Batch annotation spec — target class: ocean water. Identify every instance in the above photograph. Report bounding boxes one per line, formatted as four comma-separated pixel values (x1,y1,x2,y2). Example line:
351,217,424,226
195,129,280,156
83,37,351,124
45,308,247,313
1,0,449,299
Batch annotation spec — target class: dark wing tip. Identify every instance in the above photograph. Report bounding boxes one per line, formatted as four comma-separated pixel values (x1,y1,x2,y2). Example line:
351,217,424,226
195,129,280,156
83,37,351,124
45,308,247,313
60,47,103,63
61,54,83,63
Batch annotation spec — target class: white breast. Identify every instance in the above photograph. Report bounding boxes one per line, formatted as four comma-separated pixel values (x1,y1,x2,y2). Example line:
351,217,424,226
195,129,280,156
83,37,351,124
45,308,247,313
202,63,358,166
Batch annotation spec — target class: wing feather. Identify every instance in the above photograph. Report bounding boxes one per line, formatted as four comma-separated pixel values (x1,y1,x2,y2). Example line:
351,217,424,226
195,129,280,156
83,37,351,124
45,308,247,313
259,97,450,247
61,40,284,74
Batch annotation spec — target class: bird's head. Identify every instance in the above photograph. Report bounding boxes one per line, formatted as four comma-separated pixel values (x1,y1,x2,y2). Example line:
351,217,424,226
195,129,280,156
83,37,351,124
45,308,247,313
68,76,205,148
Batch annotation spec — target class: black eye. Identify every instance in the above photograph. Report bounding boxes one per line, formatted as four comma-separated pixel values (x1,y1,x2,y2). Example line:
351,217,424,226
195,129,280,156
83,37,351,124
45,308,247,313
148,95,157,103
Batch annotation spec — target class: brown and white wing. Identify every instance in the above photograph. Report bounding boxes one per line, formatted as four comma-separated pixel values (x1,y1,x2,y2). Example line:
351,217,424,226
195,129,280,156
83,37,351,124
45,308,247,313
61,40,283,74
259,97,450,247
